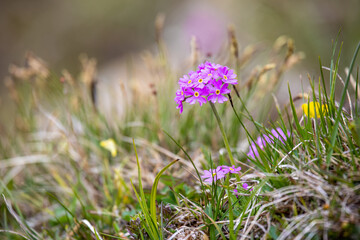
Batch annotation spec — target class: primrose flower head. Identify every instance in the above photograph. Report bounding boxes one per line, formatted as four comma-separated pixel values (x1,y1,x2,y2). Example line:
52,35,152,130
247,128,290,159
100,138,117,157
175,62,238,113
302,101,328,118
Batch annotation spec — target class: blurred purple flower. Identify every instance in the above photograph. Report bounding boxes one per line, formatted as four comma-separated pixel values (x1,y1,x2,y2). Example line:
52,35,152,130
184,9,226,55
233,188,239,197
247,128,290,159
176,101,183,114
174,87,185,102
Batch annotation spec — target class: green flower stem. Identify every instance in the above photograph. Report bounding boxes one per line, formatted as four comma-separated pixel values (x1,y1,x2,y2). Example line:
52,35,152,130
210,102,235,166
225,176,235,240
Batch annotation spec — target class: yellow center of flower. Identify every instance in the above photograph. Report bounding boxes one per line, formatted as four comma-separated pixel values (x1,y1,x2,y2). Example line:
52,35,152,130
212,173,217,176
188,80,192,84
194,92,199,97
216,89,220,95
181,91,184,95
223,75,228,80
208,73,212,77
230,168,234,171
198,78,203,83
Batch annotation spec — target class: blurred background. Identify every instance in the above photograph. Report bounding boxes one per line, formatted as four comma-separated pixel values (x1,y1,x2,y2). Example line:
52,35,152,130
1,0,359,101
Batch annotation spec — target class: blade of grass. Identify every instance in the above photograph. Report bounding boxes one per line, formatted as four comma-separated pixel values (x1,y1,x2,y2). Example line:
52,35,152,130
163,130,206,195
132,139,160,239
329,33,341,106
288,83,304,138
130,180,159,239
149,159,179,229
327,42,360,166
355,67,359,117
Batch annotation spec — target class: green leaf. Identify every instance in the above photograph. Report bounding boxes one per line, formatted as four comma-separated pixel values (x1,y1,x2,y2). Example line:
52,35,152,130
150,159,179,229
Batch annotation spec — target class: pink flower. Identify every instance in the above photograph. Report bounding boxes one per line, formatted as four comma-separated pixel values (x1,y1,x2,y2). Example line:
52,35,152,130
207,62,223,71
218,66,237,85
176,101,183,114
178,72,197,88
201,166,226,184
222,165,241,174
174,62,238,113
185,88,208,106
199,68,215,85
193,72,208,89
174,87,186,103
207,80,231,103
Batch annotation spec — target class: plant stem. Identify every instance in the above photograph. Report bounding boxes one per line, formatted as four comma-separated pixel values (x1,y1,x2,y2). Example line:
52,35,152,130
210,102,235,166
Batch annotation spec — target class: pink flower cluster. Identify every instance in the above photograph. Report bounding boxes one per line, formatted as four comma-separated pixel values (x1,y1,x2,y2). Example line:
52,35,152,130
201,165,241,184
175,62,238,113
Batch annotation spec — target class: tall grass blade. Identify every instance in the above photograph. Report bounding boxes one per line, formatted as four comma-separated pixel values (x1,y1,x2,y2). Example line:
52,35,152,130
163,130,204,186
329,33,341,105
132,139,159,239
327,42,360,166
149,159,179,230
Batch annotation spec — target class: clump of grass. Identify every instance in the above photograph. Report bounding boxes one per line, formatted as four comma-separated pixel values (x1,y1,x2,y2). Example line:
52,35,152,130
0,17,359,240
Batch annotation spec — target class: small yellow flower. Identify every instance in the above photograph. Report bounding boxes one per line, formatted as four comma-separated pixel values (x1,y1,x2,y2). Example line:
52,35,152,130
100,138,117,157
302,101,327,118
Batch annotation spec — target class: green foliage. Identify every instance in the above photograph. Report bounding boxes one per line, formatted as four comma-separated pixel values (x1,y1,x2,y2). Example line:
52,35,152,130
131,140,179,239
1,31,360,240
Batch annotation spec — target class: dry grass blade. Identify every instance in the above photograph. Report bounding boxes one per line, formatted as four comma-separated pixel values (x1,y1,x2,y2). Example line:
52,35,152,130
0,155,51,168
2,195,39,239
80,219,104,240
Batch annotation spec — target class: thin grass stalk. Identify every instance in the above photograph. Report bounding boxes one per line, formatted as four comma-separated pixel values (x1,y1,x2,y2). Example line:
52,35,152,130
327,42,360,166
319,57,330,107
209,102,235,166
227,94,256,144
132,140,160,239
149,159,179,230
225,178,235,240
309,79,322,160
355,67,359,117
329,34,341,108
162,130,207,200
